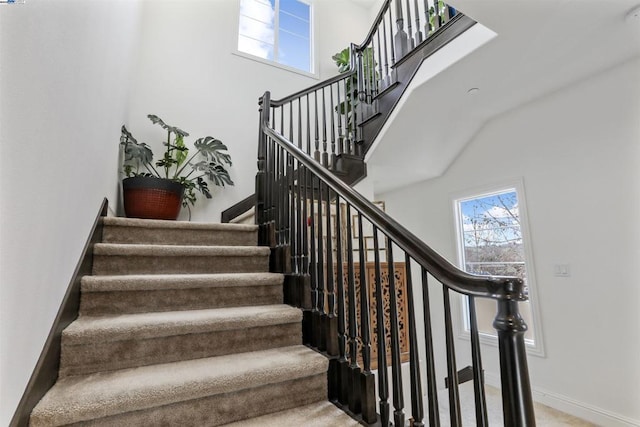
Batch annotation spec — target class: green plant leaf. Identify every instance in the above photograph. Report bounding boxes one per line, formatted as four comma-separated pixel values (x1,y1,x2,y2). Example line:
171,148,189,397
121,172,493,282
147,114,190,137
332,47,351,73
175,135,188,166
194,137,232,166
191,161,234,187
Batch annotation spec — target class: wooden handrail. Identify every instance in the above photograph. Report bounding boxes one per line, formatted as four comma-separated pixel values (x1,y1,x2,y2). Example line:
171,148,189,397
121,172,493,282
261,123,526,302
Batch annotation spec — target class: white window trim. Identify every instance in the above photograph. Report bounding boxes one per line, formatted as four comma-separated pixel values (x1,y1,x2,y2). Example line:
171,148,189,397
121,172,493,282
234,0,319,79
450,178,546,358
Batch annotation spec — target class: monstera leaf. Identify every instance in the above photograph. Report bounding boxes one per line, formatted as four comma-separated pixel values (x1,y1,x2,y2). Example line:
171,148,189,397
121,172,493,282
193,137,232,166
191,161,234,187
120,125,153,165
147,114,190,138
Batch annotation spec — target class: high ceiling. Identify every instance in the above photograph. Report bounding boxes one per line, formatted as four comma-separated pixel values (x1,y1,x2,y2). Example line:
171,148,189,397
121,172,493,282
366,0,640,193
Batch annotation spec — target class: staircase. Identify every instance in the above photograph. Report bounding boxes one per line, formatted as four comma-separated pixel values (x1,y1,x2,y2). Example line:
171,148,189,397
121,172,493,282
29,217,360,426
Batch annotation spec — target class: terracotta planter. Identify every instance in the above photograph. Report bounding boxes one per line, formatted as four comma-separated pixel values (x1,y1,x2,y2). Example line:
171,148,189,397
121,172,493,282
122,176,184,220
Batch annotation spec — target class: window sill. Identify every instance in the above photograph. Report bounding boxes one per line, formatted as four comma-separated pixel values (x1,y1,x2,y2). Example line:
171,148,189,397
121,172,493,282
232,50,320,80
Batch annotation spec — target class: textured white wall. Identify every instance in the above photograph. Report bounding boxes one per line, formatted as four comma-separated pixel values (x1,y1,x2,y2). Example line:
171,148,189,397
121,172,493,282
0,1,142,424
377,57,640,425
125,0,373,222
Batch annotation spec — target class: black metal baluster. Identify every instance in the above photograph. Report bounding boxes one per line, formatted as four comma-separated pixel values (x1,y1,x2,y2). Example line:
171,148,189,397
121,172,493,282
314,90,320,161
469,296,489,427
325,187,338,354
421,268,440,427
321,87,328,167
342,75,352,153
386,237,405,426
317,180,326,352
357,49,365,105
357,214,376,424
414,0,423,43
306,94,311,156
335,195,349,405
345,204,361,414
329,83,337,169
298,97,303,149
376,29,384,91
336,79,344,156
309,171,319,348
373,227,390,426
433,0,441,31
443,285,462,426
405,254,424,426
277,145,285,272
301,163,312,344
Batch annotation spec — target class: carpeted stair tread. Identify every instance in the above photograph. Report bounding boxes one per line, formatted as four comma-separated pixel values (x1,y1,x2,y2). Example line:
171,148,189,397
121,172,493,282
79,272,285,315
64,304,301,345
102,217,258,246
92,244,270,275
93,243,269,257
81,272,283,292
30,345,327,427
222,401,362,426
102,216,257,231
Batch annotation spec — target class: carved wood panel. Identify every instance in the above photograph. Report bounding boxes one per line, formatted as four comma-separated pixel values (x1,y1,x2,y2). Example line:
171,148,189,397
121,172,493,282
342,262,409,370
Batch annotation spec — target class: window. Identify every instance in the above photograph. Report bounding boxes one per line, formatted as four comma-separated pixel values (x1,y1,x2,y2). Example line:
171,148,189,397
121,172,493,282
453,181,543,355
238,0,314,74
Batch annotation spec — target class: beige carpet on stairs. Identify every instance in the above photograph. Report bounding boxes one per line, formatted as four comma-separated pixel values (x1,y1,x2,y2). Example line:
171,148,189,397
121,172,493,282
30,217,353,426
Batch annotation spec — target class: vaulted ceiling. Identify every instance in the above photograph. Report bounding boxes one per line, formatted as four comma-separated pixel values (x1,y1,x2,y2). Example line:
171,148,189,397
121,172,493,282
366,0,640,193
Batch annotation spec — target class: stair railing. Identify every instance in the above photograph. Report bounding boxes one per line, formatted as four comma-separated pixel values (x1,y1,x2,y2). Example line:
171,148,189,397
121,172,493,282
350,0,458,114
256,91,536,426
267,71,362,171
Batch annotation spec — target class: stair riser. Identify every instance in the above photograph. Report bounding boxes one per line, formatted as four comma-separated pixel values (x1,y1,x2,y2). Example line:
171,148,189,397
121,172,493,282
60,324,301,377
102,226,257,246
80,285,283,315
57,374,327,427
92,255,269,275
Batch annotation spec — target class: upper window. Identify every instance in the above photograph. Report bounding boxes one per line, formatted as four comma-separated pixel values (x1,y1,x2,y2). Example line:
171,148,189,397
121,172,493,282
238,0,313,74
453,182,544,355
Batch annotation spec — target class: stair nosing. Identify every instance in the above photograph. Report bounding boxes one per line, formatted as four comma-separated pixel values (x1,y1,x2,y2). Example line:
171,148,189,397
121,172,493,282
31,345,327,426
81,272,284,292
93,243,270,257
102,216,258,232
63,305,301,344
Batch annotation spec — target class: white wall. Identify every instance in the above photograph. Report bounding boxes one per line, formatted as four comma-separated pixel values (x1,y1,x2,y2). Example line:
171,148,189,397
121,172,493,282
125,0,373,222
377,57,640,425
0,1,142,424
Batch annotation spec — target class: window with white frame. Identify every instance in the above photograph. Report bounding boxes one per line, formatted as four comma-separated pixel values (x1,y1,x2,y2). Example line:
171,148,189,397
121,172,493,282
238,0,313,74
453,182,543,353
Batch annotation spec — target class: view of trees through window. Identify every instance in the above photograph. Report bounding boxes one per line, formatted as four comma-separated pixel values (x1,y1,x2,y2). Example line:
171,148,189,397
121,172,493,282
456,188,536,343
238,0,312,73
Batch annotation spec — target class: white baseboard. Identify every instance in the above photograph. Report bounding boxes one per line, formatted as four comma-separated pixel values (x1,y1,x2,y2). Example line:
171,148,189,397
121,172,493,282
484,373,640,427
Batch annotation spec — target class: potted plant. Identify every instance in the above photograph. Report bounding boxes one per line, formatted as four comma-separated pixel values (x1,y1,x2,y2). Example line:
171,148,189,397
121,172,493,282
120,114,233,220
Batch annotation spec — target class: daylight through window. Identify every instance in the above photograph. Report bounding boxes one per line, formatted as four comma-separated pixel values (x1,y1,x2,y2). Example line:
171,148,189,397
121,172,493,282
238,0,313,74
454,187,538,345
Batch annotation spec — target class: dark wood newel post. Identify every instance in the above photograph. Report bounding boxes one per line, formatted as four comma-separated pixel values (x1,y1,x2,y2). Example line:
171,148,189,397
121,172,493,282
256,92,271,247
493,291,536,427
